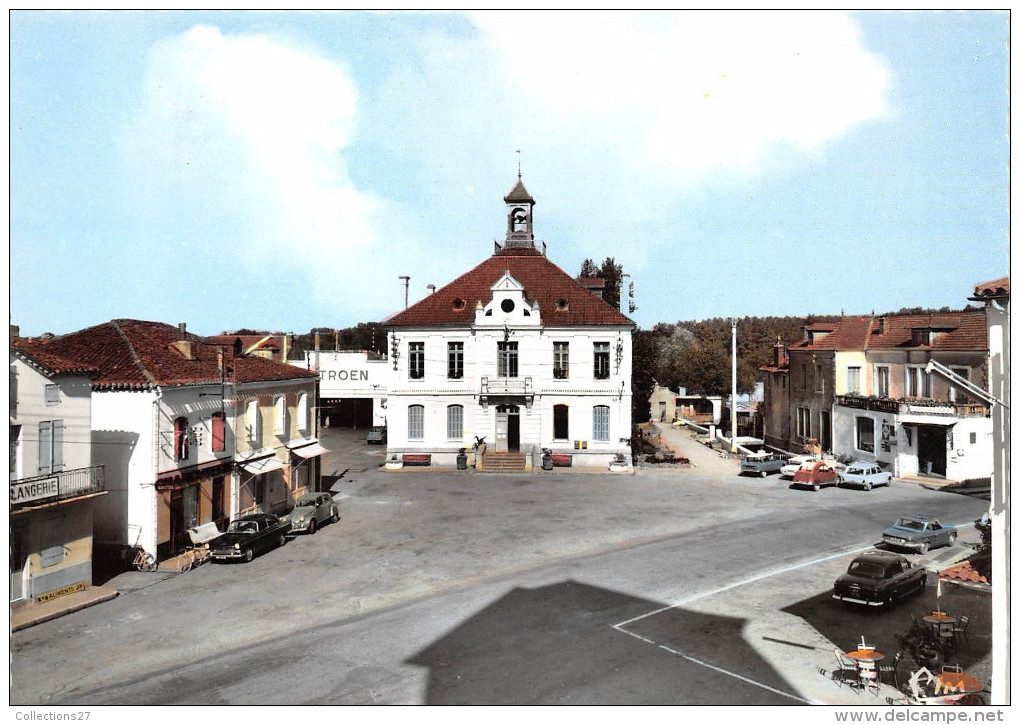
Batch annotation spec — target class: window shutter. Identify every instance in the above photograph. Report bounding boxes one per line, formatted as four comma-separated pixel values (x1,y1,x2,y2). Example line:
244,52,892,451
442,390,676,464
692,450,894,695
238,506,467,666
38,421,52,474
52,421,64,471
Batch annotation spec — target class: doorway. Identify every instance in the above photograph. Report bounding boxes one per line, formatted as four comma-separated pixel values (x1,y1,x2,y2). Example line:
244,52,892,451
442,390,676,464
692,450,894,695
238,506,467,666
917,425,947,476
169,484,199,555
495,404,521,452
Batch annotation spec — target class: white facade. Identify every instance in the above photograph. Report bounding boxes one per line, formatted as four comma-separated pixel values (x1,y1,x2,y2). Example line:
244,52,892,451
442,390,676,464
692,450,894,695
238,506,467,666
383,179,633,469
296,350,389,426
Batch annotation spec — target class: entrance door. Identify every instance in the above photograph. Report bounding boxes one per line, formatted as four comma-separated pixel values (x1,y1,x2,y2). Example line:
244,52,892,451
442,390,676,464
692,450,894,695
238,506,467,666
494,405,521,452
820,411,831,452
918,425,947,476
170,484,200,555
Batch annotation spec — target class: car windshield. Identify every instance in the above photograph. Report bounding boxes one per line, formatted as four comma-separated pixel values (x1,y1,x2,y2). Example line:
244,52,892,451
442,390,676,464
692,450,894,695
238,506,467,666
228,520,258,533
847,467,865,475
848,561,885,578
295,496,317,507
895,518,925,530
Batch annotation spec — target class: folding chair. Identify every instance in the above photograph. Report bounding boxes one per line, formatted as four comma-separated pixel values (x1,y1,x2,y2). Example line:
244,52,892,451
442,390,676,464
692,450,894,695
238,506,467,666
953,615,971,647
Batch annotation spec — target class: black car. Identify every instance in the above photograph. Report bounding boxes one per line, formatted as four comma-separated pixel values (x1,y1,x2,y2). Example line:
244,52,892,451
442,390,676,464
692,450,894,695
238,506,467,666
832,551,927,607
208,513,291,563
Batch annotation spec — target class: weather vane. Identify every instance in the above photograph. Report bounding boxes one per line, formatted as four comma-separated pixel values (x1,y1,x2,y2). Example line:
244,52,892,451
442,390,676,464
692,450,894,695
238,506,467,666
516,149,521,179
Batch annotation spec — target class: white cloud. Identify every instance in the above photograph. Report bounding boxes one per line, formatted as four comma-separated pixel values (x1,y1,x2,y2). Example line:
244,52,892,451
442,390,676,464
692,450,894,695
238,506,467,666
122,24,391,321
470,11,892,187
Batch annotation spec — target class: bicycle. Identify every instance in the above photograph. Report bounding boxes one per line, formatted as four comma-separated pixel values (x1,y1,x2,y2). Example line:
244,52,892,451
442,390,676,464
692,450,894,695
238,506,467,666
132,546,158,572
178,545,208,573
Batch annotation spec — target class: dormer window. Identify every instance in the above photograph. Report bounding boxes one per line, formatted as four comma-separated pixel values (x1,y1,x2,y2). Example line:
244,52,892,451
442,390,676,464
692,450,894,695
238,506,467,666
911,329,934,346
453,298,466,310
501,299,515,313
556,298,568,311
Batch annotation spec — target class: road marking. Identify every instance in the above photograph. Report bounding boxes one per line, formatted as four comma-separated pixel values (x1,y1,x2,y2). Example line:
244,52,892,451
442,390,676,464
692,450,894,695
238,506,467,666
655,643,814,704
613,543,875,629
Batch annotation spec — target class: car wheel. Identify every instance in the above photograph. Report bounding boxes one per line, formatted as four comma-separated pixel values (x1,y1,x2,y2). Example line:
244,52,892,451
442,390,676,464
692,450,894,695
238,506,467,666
812,484,820,491
244,548,254,563
760,470,767,478
308,519,317,535
949,531,958,544
278,534,287,548
864,481,873,491
331,509,339,523
919,542,930,554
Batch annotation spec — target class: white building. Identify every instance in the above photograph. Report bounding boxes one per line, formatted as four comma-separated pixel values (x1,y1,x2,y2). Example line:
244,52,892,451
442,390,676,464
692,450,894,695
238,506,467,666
21,320,319,562
382,177,634,470
10,340,105,602
296,350,389,428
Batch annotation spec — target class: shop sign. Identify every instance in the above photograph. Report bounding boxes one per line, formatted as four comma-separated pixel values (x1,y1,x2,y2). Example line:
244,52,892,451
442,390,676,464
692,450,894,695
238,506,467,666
11,477,59,504
36,581,88,603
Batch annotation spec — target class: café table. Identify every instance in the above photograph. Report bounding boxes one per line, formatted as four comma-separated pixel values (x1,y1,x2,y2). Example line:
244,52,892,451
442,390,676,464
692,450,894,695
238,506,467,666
923,612,958,647
934,669,985,703
846,649,884,692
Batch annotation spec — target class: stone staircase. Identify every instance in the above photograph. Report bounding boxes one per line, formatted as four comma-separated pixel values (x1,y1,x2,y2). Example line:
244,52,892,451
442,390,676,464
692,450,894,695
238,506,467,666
478,451,528,473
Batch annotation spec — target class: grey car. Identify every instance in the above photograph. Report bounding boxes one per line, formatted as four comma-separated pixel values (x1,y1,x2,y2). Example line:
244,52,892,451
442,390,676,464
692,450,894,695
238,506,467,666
882,514,957,553
839,462,893,491
282,492,339,534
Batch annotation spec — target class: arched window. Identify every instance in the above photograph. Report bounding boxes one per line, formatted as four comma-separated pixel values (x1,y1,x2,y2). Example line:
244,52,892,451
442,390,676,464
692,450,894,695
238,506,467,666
447,405,464,440
174,416,189,460
211,412,226,453
553,404,569,441
408,405,424,440
592,405,610,442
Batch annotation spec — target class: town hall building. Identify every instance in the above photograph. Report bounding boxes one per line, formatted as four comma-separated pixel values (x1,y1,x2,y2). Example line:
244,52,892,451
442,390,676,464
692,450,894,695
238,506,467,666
382,177,634,471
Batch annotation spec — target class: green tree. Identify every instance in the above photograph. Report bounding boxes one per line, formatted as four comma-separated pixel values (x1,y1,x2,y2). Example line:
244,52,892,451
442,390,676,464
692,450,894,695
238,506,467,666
578,257,624,310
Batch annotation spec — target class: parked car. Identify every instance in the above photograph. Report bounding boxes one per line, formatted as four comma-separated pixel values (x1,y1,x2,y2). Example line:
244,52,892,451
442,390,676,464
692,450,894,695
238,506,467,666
282,492,339,534
740,452,790,477
839,462,893,490
882,514,957,553
209,513,291,563
780,454,821,478
792,461,839,490
832,551,927,607
366,426,387,444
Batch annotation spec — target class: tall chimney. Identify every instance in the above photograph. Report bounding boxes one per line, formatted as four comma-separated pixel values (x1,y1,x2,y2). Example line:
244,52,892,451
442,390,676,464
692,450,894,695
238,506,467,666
179,322,187,337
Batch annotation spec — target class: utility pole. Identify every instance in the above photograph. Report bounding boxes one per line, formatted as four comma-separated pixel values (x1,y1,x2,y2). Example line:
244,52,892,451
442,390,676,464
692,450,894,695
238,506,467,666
731,318,738,453
399,276,410,309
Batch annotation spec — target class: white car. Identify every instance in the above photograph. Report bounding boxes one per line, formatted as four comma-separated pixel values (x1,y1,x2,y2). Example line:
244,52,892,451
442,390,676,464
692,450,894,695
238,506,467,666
839,462,893,491
780,454,820,478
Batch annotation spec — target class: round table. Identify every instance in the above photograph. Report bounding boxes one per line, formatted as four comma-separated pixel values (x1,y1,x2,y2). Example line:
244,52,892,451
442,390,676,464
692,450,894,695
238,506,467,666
847,649,885,662
924,611,956,624
936,671,984,694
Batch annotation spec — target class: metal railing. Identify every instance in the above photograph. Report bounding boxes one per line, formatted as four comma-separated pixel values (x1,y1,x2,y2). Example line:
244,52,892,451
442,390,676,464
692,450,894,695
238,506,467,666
836,395,989,418
480,376,534,396
10,465,105,510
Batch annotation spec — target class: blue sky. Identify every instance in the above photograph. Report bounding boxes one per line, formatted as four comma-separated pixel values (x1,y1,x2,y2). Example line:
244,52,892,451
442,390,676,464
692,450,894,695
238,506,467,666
10,10,1009,337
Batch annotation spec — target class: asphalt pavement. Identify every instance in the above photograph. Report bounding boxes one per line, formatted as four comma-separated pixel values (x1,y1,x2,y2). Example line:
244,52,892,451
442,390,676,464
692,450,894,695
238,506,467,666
9,425,994,705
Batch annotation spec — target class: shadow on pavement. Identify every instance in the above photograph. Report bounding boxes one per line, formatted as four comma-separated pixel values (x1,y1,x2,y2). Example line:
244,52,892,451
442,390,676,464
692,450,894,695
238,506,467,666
406,580,803,705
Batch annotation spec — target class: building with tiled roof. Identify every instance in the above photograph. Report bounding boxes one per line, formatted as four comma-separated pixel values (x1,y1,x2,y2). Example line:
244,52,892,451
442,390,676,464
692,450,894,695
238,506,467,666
15,319,322,563
761,308,992,482
10,336,106,603
383,177,634,470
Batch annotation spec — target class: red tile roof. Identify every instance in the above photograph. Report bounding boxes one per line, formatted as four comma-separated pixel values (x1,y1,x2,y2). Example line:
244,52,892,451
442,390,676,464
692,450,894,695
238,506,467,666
971,276,1009,300
384,249,633,328
939,559,988,584
17,319,315,390
11,341,99,376
788,309,986,353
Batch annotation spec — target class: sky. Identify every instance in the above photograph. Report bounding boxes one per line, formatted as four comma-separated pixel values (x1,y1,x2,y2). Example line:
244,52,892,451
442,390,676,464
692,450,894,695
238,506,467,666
9,10,1010,337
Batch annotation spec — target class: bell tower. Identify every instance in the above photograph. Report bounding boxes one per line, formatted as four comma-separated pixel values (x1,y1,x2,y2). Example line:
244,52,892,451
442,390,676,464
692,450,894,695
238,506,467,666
503,172,535,249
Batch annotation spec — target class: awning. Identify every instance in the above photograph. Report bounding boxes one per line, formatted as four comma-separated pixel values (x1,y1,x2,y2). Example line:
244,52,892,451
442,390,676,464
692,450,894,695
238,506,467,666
240,456,286,475
292,442,330,459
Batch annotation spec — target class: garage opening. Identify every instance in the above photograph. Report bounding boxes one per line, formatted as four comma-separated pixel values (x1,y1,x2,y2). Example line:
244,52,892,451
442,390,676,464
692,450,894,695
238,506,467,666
321,398,374,429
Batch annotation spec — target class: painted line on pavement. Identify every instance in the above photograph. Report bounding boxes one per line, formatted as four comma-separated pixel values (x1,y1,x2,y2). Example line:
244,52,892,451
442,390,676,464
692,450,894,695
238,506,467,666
613,543,876,629
656,643,814,704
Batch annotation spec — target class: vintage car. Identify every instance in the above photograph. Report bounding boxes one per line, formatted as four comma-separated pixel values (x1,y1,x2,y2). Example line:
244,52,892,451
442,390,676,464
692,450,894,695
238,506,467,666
739,452,790,477
839,462,893,491
779,454,821,478
792,461,840,490
282,492,339,534
882,514,957,553
832,551,927,607
209,513,291,563
366,426,387,444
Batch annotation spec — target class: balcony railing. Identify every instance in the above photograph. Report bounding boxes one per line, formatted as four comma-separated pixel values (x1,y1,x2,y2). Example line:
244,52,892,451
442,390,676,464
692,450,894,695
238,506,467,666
836,395,989,418
11,465,105,510
481,376,534,397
